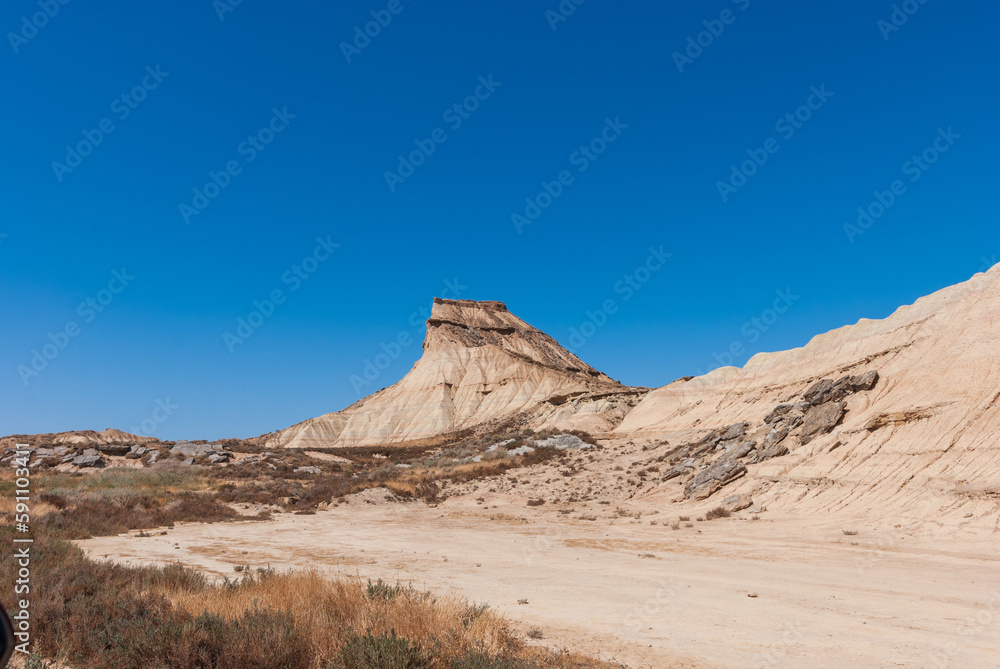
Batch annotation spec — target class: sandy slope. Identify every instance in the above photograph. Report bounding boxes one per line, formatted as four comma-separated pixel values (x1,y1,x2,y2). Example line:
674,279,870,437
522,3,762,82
79,497,1000,669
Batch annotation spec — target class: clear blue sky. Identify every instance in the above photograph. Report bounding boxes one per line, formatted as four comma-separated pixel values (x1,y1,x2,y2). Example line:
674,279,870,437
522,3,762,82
1,1,997,440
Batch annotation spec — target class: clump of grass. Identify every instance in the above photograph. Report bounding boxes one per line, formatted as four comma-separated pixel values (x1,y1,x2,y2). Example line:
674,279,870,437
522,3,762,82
705,506,732,520
526,499,545,507
842,529,859,536
527,628,544,640
678,516,690,522
366,578,405,601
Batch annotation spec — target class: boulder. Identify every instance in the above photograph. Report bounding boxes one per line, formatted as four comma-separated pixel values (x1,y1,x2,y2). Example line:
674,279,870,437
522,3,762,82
72,454,104,468
663,458,697,481
720,493,753,512
724,440,756,459
803,371,880,405
181,457,195,466
98,444,130,456
800,401,846,443
720,422,749,442
684,459,746,499
294,466,322,475
535,434,588,450
764,405,793,425
208,454,230,464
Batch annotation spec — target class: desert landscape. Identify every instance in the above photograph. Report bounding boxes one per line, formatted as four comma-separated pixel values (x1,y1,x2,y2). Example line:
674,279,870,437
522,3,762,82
5,263,1000,667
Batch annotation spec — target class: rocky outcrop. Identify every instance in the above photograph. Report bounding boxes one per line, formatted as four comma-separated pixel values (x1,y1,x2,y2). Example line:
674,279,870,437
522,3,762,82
265,299,644,448
619,262,1000,518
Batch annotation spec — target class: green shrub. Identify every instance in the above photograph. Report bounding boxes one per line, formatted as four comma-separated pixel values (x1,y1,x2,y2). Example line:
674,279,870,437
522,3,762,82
327,631,430,669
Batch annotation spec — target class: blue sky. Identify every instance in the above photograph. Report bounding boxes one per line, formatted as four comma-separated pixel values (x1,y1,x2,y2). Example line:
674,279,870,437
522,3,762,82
1,1,997,440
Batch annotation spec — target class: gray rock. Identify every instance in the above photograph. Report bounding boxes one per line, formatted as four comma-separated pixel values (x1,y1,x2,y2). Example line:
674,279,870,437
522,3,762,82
721,493,753,512
803,371,880,405
508,446,536,457
764,405,793,425
663,458,697,481
294,466,322,475
34,448,55,458
72,454,104,468
83,448,99,457
724,440,756,459
800,401,846,444
720,422,749,442
171,442,215,457
535,434,588,450
147,452,159,465
182,457,195,466
54,446,69,456
98,444,131,456
684,459,746,499
208,454,229,464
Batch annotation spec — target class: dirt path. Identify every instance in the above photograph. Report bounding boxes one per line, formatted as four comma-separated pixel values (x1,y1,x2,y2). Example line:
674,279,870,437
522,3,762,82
78,499,1000,668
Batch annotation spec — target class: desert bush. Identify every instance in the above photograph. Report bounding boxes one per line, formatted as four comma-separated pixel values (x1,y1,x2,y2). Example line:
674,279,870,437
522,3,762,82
367,578,405,601
326,631,430,669
705,506,732,520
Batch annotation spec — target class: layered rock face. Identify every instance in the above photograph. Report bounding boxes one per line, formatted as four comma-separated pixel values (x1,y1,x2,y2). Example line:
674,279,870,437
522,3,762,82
617,263,1000,520
265,299,643,448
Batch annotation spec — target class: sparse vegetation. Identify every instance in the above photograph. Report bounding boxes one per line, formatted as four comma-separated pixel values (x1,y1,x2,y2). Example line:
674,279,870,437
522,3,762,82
705,506,732,520
842,529,859,536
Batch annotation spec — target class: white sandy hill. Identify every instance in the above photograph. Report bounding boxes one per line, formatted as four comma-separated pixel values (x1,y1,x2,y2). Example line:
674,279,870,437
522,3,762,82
616,263,1000,522
265,299,646,449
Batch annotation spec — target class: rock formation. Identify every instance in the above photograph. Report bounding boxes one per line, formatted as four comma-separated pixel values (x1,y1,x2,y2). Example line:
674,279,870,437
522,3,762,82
617,262,1000,518
264,298,647,449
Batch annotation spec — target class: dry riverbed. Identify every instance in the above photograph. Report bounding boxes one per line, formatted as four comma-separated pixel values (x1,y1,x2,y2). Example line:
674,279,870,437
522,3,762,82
77,497,1000,668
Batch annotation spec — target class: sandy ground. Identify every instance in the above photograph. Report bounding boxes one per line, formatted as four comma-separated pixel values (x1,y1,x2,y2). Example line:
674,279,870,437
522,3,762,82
78,498,1000,669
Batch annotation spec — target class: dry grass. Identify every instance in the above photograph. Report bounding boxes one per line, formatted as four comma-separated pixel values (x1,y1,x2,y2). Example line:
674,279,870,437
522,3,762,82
167,570,517,665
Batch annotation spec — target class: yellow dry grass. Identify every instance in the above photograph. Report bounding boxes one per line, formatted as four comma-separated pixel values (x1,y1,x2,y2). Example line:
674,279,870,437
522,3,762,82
165,570,517,666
